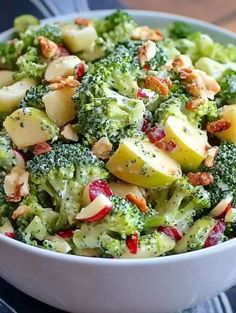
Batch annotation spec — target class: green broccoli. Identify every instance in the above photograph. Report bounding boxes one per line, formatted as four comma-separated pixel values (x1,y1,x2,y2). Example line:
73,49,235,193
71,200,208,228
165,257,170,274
169,21,193,39
176,32,236,63
0,39,24,70
154,93,188,125
145,177,211,232
76,87,145,146
0,133,15,175
15,195,68,243
14,47,46,81
20,85,49,109
95,10,137,45
27,143,109,225
73,223,125,258
204,143,236,206
0,185,16,221
217,69,236,105
183,98,218,127
73,195,144,257
104,195,144,237
20,24,62,48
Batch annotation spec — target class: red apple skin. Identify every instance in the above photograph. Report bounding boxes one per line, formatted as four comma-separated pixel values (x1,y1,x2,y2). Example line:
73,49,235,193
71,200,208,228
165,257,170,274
78,206,112,222
210,196,233,218
159,226,182,241
82,180,113,206
13,150,26,168
204,220,226,248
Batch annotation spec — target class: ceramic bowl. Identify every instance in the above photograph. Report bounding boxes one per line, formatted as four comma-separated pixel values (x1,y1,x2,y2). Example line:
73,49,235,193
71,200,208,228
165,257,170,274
0,10,236,313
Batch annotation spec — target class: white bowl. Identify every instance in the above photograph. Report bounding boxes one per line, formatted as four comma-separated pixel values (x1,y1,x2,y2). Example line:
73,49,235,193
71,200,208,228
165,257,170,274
1,10,236,313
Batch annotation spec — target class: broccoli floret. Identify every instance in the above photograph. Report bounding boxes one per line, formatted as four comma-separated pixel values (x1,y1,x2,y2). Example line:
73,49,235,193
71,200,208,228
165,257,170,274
20,85,49,109
0,133,15,175
153,93,217,127
217,69,236,105
184,98,218,127
73,195,144,257
76,87,145,146
27,143,109,225
154,94,188,125
120,231,176,258
145,177,211,232
16,195,68,238
0,39,24,70
20,24,62,48
204,143,236,206
95,10,137,45
104,195,144,237
176,32,236,63
0,113,8,127
169,21,193,39
0,185,16,221
14,47,46,81
73,223,125,258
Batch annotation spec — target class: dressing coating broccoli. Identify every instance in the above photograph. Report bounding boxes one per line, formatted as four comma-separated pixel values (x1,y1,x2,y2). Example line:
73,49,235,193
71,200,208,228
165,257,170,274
27,143,109,225
145,177,211,232
14,47,46,81
20,85,49,109
204,143,236,206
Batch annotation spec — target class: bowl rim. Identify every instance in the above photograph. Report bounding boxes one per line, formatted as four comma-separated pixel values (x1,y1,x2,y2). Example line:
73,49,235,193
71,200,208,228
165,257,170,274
1,9,236,40
0,9,236,264
1,233,236,265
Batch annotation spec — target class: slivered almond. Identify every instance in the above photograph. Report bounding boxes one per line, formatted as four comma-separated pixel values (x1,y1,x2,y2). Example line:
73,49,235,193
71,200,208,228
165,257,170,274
49,76,80,90
132,26,163,41
38,36,58,58
12,205,29,220
145,75,171,96
92,137,113,160
4,166,30,202
204,146,219,168
187,172,214,186
138,40,157,67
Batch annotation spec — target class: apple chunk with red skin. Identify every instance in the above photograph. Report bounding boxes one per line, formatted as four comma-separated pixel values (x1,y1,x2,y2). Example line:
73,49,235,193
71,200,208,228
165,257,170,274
210,195,233,218
82,180,113,206
76,194,112,222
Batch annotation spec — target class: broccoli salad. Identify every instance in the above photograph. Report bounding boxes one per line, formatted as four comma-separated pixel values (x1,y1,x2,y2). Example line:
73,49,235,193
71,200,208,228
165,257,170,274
0,11,236,258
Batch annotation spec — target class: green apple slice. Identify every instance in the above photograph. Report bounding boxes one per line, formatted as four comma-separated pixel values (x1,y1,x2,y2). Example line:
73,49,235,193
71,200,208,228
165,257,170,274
43,87,76,127
216,104,236,143
106,138,181,189
3,107,58,149
0,70,14,88
0,78,36,113
164,115,208,170
61,24,98,53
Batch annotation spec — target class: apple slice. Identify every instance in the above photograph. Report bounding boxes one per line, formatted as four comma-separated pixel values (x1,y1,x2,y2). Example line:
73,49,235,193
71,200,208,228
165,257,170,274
109,181,143,198
164,115,208,170
106,138,181,189
13,150,26,168
210,195,233,218
0,218,14,237
204,220,226,248
158,226,183,241
82,180,113,206
217,104,236,143
225,208,236,223
76,194,112,222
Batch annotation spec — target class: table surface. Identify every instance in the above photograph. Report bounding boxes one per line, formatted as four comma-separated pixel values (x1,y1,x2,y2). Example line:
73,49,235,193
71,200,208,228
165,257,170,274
122,0,236,32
